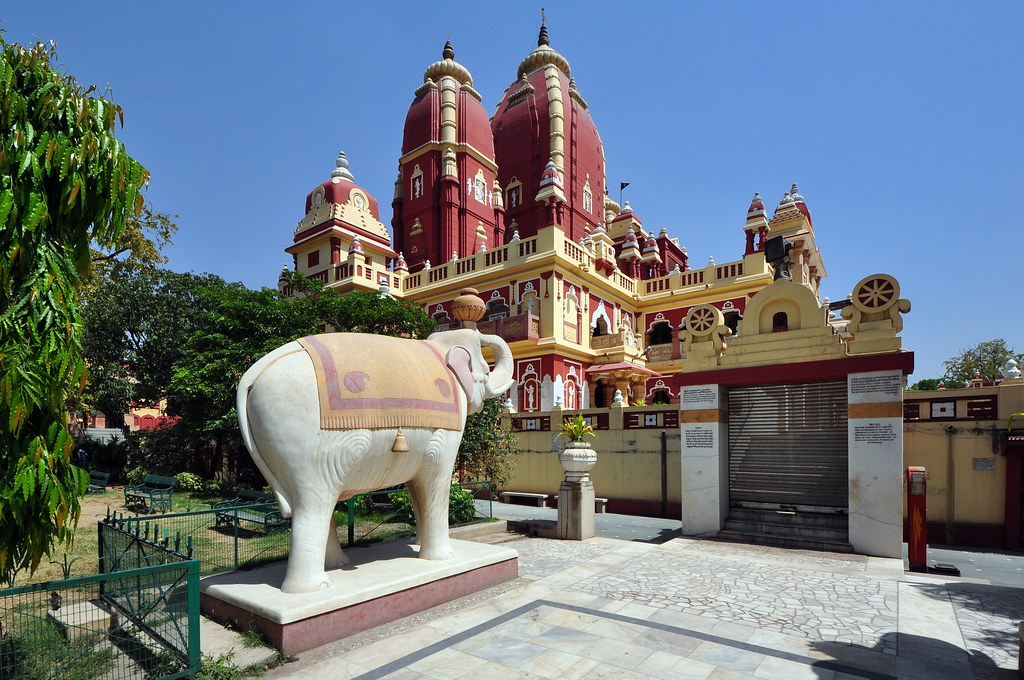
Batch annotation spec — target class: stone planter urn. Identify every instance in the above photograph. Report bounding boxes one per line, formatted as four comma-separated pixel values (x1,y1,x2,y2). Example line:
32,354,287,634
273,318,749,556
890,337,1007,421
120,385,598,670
557,440,596,541
559,441,597,483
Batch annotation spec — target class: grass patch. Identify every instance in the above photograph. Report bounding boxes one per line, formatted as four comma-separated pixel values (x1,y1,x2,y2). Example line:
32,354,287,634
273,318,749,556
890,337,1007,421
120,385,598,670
0,620,116,680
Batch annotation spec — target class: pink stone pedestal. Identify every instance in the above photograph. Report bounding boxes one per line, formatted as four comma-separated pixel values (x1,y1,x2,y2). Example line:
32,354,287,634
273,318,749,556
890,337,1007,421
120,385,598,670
200,538,518,655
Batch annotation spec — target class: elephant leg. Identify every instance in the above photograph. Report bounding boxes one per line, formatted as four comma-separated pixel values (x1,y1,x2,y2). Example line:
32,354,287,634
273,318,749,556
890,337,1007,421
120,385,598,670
281,500,336,594
324,512,350,569
409,432,456,561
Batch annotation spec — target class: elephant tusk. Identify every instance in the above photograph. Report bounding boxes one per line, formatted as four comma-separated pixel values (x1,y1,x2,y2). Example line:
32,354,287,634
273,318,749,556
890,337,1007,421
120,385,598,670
391,429,410,453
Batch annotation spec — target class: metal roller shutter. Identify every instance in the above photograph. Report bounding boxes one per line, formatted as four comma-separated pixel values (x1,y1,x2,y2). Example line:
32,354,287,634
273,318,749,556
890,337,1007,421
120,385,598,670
728,381,848,510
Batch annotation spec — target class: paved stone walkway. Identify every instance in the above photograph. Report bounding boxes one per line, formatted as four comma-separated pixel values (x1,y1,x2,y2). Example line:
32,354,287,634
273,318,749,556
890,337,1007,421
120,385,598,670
260,535,1022,680
567,540,900,653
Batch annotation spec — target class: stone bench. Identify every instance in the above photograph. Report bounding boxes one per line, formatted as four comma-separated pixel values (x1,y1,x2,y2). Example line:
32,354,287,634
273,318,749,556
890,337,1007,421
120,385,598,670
500,491,549,507
595,497,608,513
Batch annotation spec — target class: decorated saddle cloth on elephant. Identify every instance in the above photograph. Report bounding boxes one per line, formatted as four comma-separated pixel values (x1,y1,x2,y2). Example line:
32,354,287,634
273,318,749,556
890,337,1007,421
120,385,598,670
297,334,463,432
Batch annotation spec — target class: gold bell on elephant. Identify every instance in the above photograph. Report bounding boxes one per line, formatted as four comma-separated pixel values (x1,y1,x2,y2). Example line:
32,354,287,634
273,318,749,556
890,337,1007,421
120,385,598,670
391,429,410,454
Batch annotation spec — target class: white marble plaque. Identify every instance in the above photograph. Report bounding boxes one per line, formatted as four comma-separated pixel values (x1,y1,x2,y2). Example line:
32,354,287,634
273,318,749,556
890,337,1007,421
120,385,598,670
848,370,903,403
681,384,719,410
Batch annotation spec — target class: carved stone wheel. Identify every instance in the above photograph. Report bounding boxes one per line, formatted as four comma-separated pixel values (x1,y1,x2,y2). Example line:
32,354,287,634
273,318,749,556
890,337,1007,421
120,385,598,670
851,274,899,312
686,305,722,335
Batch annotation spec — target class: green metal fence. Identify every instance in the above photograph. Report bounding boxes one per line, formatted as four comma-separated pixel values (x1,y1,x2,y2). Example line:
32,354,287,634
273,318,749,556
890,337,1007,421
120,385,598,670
104,481,495,578
0,561,200,680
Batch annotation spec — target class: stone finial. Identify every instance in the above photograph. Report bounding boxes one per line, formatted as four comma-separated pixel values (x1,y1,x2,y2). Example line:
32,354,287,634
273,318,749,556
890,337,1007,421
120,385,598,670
539,158,562,188
331,151,355,181
1003,359,1022,381
348,236,364,255
504,397,515,413
452,288,486,326
479,241,487,253
442,40,455,61
612,389,624,404
671,264,681,273
423,259,431,270
511,229,521,241
451,250,458,262
708,255,715,266
538,11,550,46
790,184,804,202
621,201,633,214
394,252,408,272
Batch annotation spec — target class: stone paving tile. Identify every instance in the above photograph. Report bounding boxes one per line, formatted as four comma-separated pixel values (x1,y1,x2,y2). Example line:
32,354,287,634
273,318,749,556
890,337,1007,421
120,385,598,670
510,538,622,579
943,582,1024,677
564,542,899,653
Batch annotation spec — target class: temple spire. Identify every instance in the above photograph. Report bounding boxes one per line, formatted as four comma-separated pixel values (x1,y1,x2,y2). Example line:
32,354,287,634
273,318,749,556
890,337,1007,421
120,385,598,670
538,8,549,46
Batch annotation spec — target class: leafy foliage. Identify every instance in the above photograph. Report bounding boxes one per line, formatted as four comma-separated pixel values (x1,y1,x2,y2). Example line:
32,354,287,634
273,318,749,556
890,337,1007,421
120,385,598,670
0,34,147,579
387,486,476,526
81,205,178,297
942,338,1023,385
166,284,435,475
907,378,965,391
458,397,519,487
81,268,224,418
558,413,596,442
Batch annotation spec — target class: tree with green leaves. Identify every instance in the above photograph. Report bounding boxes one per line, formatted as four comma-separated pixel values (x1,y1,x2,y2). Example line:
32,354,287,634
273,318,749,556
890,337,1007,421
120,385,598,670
81,205,178,297
0,35,147,578
907,378,965,391
81,268,225,420
167,285,435,478
942,338,1022,385
457,397,519,488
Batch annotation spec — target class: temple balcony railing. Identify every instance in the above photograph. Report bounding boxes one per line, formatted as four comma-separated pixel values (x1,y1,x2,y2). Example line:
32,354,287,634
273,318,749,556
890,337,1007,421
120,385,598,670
435,312,540,344
400,228,643,301
641,254,770,297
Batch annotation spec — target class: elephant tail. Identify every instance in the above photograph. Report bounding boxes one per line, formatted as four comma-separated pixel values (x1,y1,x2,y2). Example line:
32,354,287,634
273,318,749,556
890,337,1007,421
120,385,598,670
236,344,301,517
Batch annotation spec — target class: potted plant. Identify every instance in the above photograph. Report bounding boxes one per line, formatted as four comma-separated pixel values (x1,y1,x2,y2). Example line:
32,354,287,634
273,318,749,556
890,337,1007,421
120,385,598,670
559,413,595,444
557,414,597,482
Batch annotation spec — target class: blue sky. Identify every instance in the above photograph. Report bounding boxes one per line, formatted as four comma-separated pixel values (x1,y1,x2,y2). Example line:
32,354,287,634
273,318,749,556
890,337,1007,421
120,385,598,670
4,2,1021,380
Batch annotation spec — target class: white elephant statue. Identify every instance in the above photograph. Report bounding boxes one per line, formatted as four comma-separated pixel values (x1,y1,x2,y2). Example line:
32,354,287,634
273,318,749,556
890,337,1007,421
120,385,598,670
236,328,513,594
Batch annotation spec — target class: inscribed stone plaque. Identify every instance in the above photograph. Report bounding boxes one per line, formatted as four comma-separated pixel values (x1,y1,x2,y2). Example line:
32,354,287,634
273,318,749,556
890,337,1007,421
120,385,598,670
681,384,719,410
972,458,996,471
853,422,897,443
848,370,903,403
683,425,716,449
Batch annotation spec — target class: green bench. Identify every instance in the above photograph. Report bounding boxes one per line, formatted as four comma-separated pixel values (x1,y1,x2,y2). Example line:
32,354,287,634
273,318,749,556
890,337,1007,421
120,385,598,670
213,489,290,533
86,470,111,494
124,474,177,513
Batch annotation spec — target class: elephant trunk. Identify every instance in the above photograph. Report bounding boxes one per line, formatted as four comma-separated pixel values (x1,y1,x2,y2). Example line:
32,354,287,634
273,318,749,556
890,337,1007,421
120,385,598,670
480,334,514,397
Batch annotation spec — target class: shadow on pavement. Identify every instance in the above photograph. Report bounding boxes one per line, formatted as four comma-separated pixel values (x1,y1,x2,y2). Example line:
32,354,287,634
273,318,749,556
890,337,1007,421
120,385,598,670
811,631,1015,680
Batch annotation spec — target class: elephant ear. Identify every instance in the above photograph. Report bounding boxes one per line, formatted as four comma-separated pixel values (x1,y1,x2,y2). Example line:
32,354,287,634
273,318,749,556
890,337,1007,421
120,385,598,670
445,346,475,399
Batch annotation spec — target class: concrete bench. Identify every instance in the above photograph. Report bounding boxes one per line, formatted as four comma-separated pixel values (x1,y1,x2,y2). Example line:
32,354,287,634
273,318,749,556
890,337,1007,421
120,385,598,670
595,497,608,513
500,491,549,507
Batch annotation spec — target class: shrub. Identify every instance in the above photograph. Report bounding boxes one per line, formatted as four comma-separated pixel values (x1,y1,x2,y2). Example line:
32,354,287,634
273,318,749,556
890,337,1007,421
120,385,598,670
201,478,228,495
386,486,476,526
125,466,148,485
175,472,203,492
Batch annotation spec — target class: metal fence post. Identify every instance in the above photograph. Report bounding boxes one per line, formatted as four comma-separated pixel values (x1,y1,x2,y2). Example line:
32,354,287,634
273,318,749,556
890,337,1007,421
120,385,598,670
187,559,202,675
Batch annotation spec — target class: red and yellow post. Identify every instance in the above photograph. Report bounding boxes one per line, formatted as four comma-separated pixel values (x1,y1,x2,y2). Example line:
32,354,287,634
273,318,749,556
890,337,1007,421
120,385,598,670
907,466,928,572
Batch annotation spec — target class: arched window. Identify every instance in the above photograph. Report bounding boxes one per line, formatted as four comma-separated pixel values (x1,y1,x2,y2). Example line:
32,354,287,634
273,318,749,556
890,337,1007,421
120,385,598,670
648,321,672,345
772,312,788,333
